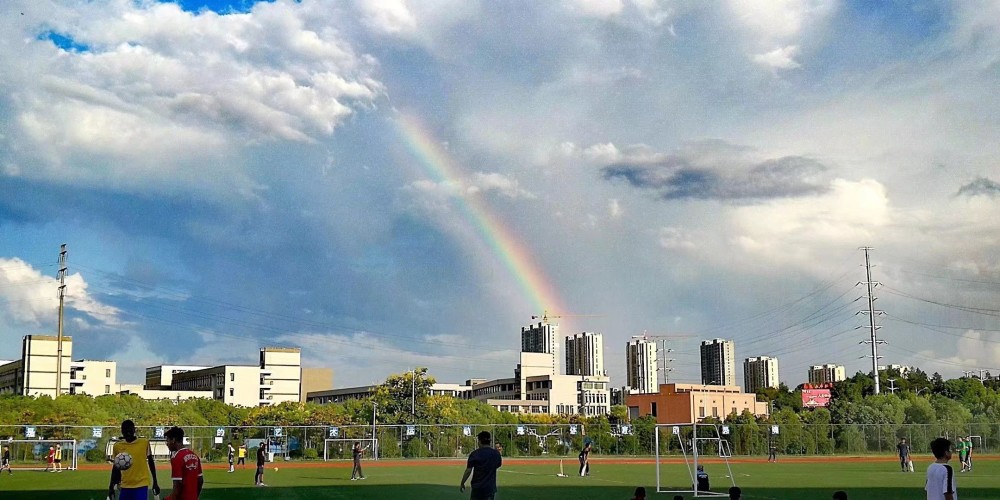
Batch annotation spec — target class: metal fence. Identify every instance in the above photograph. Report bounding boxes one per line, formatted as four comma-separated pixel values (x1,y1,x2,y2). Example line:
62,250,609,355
0,423,992,463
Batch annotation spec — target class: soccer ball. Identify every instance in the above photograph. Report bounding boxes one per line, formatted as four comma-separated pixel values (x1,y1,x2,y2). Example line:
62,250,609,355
113,452,133,471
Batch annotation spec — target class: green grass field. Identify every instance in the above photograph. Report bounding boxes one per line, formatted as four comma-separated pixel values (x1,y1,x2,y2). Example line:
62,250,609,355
2,458,998,499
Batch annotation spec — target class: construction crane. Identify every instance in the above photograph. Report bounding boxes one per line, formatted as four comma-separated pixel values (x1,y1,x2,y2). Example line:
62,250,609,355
530,310,603,324
630,331,695,385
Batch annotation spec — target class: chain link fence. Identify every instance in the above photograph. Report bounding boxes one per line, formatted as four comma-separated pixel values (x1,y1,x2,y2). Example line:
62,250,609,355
0,422,992,464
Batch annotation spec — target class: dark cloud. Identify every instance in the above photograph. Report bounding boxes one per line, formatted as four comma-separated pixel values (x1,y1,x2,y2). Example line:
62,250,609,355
957,177,1000,198
601,142,830,201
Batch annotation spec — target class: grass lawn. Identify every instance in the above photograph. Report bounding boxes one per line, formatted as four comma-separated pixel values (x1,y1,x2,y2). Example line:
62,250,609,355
1,458,998,499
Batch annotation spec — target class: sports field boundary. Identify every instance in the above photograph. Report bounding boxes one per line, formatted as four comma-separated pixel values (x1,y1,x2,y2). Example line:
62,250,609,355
71,453,1000,471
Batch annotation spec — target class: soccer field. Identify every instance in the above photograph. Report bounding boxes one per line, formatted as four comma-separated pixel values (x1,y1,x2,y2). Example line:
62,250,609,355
3,458,999,499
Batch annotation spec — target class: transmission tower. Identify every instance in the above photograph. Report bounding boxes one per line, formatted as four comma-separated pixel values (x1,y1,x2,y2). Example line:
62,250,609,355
857,247,886,395
55,244,68,398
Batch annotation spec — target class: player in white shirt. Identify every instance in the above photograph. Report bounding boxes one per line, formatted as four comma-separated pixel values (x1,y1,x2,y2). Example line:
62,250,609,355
925,437,957,500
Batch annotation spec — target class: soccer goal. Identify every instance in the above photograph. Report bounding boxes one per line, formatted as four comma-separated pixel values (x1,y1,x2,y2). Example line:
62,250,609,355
655,424,735,498
5,439,78,471
323,438,379,461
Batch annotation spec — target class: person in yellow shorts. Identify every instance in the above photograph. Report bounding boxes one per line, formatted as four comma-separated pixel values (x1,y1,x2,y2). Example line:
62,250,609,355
108,419,161,500
238,443,247,470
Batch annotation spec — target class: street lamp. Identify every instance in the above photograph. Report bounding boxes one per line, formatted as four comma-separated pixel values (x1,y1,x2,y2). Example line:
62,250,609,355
915,387,930,396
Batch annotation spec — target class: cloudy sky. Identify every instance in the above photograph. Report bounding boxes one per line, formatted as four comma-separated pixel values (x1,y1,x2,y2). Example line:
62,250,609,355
2,0,1000,390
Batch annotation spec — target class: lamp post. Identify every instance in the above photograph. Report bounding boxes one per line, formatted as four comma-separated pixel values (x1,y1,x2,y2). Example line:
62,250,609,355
916,387,930,396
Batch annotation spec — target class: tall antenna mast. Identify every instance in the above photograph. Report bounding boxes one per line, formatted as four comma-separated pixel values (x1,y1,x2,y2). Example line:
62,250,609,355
56,244,68,398
858,247,886,395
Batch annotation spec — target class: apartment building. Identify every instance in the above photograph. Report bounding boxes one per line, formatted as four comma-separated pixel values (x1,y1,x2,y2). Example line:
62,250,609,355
808,364,846,385
700,338,736,386
626,337,658,394
565,332,605,377
743,356,780,393
69,360,117,396
0,335,74,398
521,321,559,375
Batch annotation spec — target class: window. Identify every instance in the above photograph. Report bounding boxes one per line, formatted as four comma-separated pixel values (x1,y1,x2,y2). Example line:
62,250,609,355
712,407,718,418
106,369,111,378
229,388,234,397
699,407,706,418
82,374,87,380
650,402,657,417
230,373,235,382
105,385,110,394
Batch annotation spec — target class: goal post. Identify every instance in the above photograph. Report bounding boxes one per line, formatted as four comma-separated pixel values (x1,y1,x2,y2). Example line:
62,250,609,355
655,424,735,498
4,439,78,471
323,438,379,461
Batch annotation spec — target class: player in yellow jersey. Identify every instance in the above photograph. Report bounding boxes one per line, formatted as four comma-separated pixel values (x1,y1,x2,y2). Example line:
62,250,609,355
108,419,161,500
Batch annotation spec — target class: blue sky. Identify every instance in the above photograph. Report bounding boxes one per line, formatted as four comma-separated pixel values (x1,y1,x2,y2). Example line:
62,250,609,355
2,0,1000,388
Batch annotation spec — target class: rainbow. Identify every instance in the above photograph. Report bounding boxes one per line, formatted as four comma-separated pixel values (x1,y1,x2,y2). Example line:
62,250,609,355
395,113,567,319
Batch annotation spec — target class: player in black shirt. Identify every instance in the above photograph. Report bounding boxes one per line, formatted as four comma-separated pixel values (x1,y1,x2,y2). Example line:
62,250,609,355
1,445,11,475
460,431,502,500
350,441,368,480
254,441,268,487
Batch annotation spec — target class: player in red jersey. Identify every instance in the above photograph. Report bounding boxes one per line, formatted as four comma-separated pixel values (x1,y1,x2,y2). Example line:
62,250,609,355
164,427,203,500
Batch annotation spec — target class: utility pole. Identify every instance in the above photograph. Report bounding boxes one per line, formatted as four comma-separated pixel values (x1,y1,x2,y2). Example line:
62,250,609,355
55,244,68,398
411,368,416,416
978,369,987,381
858,247,886,395
962,370,974,379
887,378,898,394
658,339,675,385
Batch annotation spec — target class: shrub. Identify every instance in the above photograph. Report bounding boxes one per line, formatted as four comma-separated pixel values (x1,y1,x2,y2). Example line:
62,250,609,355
304,448,318,459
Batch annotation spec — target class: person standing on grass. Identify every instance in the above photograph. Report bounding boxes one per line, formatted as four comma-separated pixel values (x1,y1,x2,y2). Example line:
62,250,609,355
925,437,957,500
1,445,11,475
54,444,63,472
350,441,368,480
237,444,247,469
460,431,502,500
164,427,203,500
44,446,55,472
109,419,161,500
578,441,592,477
227,441,235,473
898,438,911,472
768,442,777,463
254,441,269,487
964,436,973,471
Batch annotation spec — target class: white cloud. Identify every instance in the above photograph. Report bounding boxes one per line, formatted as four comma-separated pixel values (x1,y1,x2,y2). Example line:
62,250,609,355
355,0,418,35
658,226,697,250
753,45,801,69
565,0,625,18
608,198,623,218
469,172,537,199
0,257,122,327
1,0,382,194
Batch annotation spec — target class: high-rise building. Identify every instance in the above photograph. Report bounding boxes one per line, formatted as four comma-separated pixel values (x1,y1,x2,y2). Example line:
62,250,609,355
626,337,658,394
565,332,604,376
522,321,559,375
743,356,780,393
808,364,846,384
700,338,736,386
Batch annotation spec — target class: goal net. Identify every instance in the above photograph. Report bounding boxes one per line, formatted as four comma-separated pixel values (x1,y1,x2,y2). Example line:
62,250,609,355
4,439,78,471
655,424,735,498
323,438,379,461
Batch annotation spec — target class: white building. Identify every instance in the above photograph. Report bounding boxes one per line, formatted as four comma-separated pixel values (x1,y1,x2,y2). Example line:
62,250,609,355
808,364,847,384
521,321,559,375
565,332,605,377
879,364,913,376
700,338,736,386
743,356,780,393
626,337,658,394
160,347,302,407
69,360,117,396
145,365,210,389
0,336,74,398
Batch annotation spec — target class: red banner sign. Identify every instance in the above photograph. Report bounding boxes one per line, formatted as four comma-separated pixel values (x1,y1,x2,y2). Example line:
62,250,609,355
802,388,831,408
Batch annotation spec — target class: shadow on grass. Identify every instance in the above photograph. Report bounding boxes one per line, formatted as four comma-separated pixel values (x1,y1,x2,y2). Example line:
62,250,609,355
20,485,1000,500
